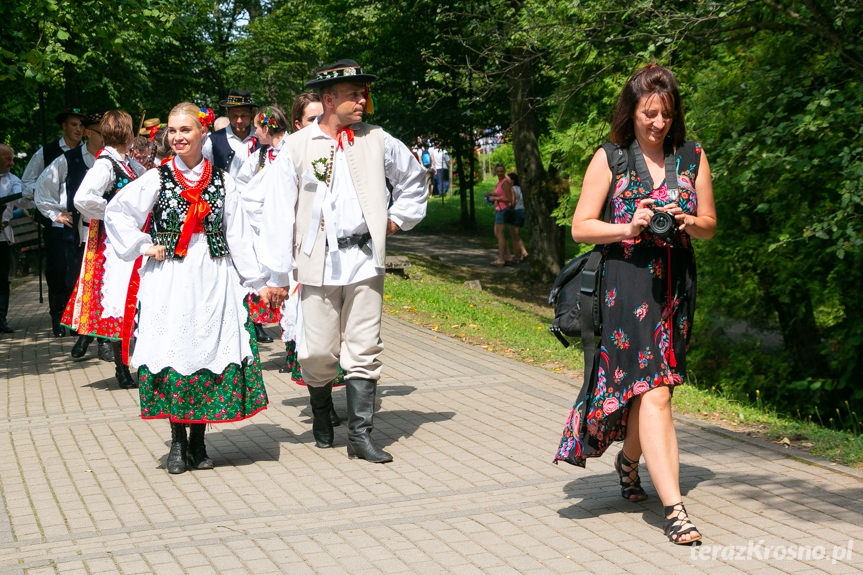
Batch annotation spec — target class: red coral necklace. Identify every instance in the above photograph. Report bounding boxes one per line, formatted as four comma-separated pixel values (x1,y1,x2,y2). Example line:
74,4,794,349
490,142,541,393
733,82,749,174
173,158,212,192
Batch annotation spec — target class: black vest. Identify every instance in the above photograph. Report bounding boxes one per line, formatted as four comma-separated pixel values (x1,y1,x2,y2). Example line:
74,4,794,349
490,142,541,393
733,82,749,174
43,139,65,168
64,146,88,213
63,146,89,244
97,155,136,204
210,129,258,173
210,129,234,172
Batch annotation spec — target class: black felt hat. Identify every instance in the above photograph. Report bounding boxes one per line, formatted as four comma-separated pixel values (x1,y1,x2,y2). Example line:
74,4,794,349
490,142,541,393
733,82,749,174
218,89,257,108
54,106,87,125
83,110,105,127
304,59,378,89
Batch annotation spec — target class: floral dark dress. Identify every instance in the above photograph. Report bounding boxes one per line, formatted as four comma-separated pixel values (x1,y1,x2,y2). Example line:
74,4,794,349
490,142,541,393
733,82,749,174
554,141,702,467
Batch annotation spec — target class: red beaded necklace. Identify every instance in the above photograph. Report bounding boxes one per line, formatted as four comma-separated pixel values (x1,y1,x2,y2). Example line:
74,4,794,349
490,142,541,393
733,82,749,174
172,158,212,192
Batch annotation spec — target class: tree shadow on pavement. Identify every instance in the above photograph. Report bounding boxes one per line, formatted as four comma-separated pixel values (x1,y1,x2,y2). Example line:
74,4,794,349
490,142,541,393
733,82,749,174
556,462,714,527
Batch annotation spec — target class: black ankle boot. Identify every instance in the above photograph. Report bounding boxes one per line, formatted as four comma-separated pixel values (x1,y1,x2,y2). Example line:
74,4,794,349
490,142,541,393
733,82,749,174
253,322,273,343
187,424,214,469
98,339,114,362
0,318,13,333
279,354,291,373
70,335,93,358
345,379,392,463
112,342,137,389
51,317,65,337
307,382,335,448
166,422,188,474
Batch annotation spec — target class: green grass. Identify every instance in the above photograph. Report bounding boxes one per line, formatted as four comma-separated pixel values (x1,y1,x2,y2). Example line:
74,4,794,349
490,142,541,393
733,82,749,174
414,178,497,241
383,254,863,471
674,385,863,469
384,257,582,374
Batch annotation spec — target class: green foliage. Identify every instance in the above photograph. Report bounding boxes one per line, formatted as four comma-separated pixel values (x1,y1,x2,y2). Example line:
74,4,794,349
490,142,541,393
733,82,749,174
487,144,514,172
3,0,861,433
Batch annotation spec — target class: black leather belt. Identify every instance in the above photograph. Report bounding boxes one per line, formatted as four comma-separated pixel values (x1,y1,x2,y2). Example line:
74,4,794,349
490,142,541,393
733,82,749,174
336,232,371,250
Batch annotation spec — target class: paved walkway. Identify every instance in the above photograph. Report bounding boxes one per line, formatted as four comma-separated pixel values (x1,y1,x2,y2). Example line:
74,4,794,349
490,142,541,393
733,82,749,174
1,276,862,575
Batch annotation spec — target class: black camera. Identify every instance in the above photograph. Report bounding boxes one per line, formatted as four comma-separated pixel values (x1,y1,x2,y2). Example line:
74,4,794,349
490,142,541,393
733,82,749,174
647,208,677,243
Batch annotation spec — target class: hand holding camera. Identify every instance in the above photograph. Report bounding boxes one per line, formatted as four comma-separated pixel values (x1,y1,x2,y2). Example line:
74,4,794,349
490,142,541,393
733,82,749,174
629,199,682,242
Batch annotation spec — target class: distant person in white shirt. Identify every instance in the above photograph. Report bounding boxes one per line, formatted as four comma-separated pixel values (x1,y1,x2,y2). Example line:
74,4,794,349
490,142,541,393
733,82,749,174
21,106,87,201
34,111,105,337
429,140,445,196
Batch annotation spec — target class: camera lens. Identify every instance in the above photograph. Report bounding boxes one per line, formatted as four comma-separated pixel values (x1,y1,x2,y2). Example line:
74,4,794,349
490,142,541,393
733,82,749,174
648,210,677,242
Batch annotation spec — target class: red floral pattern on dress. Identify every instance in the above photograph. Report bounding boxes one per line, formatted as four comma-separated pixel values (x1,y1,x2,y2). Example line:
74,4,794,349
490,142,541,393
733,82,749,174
61,221,123,339
246,293,281,324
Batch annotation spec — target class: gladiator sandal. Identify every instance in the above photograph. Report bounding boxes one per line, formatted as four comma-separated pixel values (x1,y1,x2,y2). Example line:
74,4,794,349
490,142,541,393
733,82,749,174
663,502,702,545
615,450,647,501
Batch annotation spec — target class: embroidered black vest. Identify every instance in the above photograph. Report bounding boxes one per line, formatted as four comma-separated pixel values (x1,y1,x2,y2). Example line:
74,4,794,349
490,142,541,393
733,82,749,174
98,156,135,204
149,164,230,259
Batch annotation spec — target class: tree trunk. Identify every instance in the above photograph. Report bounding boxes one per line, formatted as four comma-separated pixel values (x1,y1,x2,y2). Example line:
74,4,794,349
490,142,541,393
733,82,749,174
454,137,472,229
506,47,565,281
762,274,827,379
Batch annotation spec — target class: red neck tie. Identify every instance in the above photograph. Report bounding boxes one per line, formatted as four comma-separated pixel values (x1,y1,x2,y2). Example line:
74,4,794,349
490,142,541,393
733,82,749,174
336,128,354,150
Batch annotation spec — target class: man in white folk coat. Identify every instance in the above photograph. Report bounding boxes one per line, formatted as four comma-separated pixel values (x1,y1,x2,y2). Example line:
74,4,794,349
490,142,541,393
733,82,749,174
257,59,427,463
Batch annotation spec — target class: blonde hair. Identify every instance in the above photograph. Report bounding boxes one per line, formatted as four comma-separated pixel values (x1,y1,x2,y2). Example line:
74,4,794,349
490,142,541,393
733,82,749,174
169,101,203,122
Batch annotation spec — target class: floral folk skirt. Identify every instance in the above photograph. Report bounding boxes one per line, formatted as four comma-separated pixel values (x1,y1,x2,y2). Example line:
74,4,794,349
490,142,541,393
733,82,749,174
554,243,695,467
61,222,132,339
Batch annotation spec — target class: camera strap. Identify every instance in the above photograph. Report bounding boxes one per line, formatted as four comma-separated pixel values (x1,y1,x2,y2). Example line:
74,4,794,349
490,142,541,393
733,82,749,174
629,140,678,201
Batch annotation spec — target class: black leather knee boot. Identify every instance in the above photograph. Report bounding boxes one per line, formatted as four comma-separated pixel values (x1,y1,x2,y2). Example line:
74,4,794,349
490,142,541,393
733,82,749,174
0,291,13,333
253,322,273,343
70,335,93,358
307,382,335,448
345,379,392,463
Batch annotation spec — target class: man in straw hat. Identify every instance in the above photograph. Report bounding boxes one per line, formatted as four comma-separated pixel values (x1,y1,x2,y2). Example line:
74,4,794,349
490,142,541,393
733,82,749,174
256,59,427,463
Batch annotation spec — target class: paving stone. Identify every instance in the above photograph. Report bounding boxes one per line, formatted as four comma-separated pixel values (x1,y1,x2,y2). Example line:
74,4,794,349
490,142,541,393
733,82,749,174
0,277,862,575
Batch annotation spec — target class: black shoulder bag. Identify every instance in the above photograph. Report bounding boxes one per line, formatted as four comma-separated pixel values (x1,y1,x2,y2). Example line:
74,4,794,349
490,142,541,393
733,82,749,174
548,143,627,389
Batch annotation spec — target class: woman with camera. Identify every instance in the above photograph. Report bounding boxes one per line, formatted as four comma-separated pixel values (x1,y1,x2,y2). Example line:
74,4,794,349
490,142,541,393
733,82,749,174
554,64,716,545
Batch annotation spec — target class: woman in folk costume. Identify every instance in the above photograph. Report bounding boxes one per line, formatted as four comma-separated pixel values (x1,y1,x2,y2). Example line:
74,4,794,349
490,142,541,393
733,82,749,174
62,110,146,389
235,105,288,347
104,102,273,475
